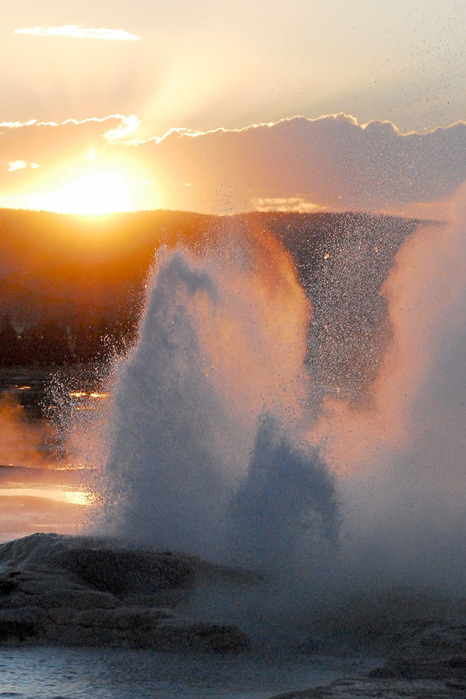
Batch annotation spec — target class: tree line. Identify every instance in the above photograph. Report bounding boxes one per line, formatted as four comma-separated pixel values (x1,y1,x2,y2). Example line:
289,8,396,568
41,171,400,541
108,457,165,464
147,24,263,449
0,312,138,366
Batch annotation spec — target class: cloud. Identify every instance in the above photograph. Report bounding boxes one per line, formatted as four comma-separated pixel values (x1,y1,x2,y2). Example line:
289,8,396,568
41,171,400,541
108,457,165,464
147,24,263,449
126,114,466,214
7,161,40,172
0,115,139,209
253,197,326,213
13,25,140,42
8,161,26,172
0,113,465,215
0,120,37,129
104,115,141,143
0,115,137,165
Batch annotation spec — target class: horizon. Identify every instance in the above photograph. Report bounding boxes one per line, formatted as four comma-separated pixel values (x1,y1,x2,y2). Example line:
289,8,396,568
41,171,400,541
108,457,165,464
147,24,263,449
0,202,441,223
1,114,464,221
1,1,464,221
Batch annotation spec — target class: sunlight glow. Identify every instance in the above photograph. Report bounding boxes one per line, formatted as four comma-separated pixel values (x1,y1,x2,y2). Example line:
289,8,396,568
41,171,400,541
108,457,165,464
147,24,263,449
14,154,161,215
51,170,132,214
0,487,94,506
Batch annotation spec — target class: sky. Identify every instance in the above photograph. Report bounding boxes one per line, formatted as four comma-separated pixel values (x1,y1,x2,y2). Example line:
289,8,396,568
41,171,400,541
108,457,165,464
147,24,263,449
1,0,465,216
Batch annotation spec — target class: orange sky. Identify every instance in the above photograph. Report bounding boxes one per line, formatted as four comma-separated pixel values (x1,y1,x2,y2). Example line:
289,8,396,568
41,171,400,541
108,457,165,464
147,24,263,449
1,1,465,215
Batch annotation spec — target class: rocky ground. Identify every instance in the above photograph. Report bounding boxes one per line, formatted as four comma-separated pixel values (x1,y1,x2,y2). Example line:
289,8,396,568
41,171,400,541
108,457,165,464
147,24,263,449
272,677,466,698
272,620,466,697
0,532,253,652
0,533,465,698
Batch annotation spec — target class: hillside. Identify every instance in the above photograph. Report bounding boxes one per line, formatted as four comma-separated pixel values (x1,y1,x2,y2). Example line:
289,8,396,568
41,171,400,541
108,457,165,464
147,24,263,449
0,208,422,401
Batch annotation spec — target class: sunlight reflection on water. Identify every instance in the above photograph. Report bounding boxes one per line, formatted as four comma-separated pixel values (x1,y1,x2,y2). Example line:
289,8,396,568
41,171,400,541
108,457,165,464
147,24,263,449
0,486,93,506
0,466,91,542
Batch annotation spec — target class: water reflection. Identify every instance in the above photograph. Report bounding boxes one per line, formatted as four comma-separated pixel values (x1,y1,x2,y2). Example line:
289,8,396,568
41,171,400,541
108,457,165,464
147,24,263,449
0,367,109,543
68,390,111,411
0,489,88,542
0,486,93,506
0,381,98,542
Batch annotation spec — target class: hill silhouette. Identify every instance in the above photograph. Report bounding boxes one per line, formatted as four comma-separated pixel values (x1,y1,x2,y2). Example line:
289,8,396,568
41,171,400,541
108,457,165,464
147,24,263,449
0,208,422,400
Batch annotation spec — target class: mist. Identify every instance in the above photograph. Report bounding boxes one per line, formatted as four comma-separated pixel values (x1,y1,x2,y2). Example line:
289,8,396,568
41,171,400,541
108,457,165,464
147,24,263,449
75,189,466,645
92,228,339,565
323,185,466,596
0,392,50,469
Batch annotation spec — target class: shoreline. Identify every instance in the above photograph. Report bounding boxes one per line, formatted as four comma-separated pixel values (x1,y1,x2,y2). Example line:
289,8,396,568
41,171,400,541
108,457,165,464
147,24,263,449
0,533,464,698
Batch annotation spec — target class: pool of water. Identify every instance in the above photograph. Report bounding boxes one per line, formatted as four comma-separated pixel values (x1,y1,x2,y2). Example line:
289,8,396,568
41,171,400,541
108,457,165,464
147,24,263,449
0,371,379,697
0,647,377,698
0,465,91,543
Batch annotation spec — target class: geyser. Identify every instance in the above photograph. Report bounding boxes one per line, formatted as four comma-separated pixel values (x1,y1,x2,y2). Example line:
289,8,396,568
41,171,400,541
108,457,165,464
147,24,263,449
85,198,465,604
94,228,339,572
308,187,466,597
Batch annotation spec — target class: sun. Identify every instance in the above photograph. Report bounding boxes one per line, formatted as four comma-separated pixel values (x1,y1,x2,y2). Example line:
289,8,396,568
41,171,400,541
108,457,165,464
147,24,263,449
1,152,162,215
51,169,133,215
20,154,160,215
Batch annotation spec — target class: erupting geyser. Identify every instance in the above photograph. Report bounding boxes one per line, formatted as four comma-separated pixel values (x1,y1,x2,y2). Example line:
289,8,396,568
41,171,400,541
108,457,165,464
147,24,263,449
85,197,465,604
95,229,339,572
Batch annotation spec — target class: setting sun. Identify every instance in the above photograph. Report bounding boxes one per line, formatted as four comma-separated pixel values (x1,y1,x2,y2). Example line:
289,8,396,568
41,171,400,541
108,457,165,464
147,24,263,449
3,154,161,215
53,170,132,214
36,167,137,215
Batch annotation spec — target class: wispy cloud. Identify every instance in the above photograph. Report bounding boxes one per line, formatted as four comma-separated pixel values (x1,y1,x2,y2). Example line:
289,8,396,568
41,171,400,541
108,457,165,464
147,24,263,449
7,161,40,172
0,116,134,170
104,115,141,143
8,161,27,172
253,197,326,213
13,25,140,42
0,120,37,129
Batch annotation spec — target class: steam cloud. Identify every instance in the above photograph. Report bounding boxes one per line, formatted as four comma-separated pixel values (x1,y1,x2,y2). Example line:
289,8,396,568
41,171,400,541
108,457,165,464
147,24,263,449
0,393,49,469
94,228,339,571
83,186,466,606
314,184,466,595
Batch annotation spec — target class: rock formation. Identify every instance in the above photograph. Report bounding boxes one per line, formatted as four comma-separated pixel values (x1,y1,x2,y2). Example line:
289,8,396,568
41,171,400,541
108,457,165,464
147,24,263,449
0,533,252,652
1,532,465,698
272,621,466,697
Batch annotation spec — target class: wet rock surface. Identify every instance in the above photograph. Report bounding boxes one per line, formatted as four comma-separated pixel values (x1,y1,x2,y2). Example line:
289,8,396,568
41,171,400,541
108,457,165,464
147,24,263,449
0,533,251,653
374,621,466,680
2,533,465,697
271,676,466,697
271,621,466,698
